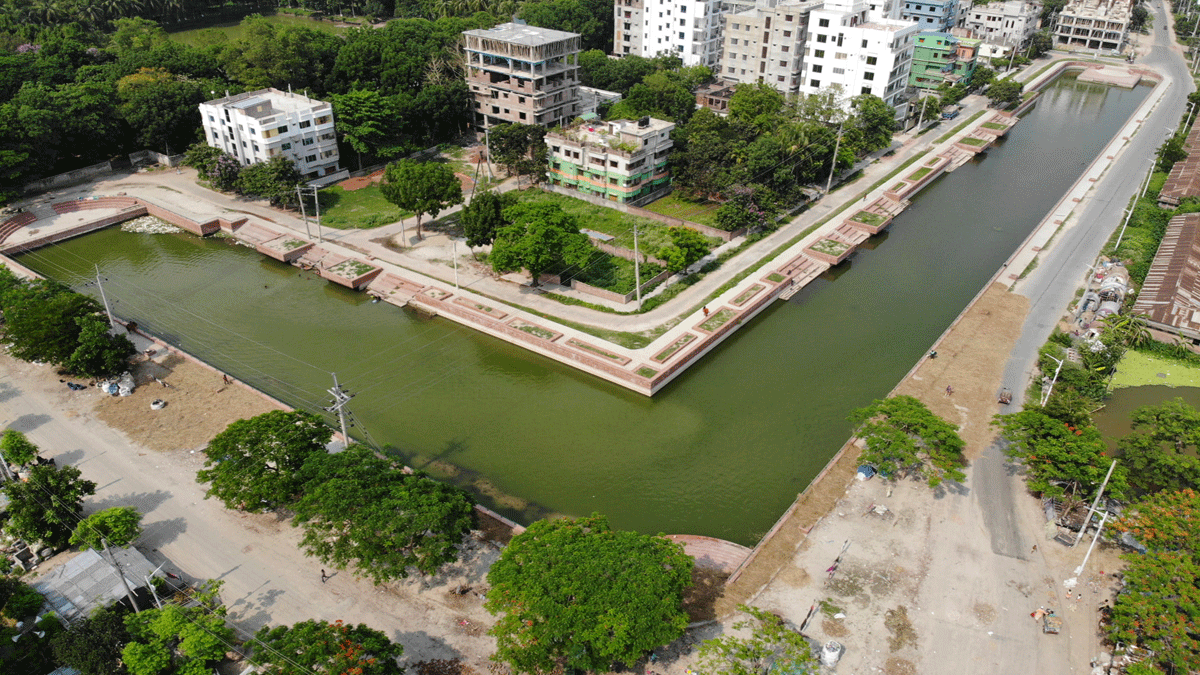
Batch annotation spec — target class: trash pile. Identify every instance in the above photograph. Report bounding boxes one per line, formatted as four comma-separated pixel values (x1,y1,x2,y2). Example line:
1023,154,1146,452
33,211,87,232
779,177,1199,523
98,371,136,396
120,215,181,234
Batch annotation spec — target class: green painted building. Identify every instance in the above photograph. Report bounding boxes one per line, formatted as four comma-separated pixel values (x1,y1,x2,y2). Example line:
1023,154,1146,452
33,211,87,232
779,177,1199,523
908,32,980,90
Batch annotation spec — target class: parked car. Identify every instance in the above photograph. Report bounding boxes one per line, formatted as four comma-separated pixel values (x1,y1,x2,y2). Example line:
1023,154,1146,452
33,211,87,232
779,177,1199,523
941,106,961,120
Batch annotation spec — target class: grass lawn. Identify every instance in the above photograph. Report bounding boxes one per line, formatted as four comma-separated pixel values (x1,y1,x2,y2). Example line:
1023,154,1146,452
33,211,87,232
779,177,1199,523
1111,350,1200,389
559,252,666,295
959,137,987,146
641,192,722,228
907,167,932,181
981,122,1008,130
851,211,885,226
317,184,409,230
516,189,719,253
168,13,345,46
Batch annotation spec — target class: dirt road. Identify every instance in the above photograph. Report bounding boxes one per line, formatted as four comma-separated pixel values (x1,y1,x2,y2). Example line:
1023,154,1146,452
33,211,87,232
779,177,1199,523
0,353,500,670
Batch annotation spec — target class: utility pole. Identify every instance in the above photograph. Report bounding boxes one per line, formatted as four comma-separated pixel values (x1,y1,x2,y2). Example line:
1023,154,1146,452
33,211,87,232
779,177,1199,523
94,264,116,330
101,539,141,613
1072,510,1110,576
825,118,845,194
484,126,494,180
297,186,312,240
312,185,323,243
453,240,460,289
1072,460,1118,547
1039,355,1065,407
633,222,642,308
325,373,353,447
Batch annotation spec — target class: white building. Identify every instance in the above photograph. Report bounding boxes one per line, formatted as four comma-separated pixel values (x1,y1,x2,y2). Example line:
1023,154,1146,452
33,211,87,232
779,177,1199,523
721,0,823,94
799,0,920,119
613,0,724,67
199,88,341,182
963,0,1042,48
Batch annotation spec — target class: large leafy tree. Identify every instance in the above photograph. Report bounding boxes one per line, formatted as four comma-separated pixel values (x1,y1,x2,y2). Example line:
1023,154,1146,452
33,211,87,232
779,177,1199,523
488,123,548,182
380,159,463,240
215,17,342,93
1108,551,1200,673
292,446,475,583
251,620,404,675
848,395,966,487
0,428,39,467
461,189,516,250
115,67,211,154
994,410,1127,500
51,606,131,675
1112,489,1199,555
332,89,403,170
518,0,613,52
1119,399,1200,495
122,592,233,675
848,94,896,155
2,464,97,548
1,278,103,366
987,78,1023,107
70,506,144,551
196,410,332,513
64,314,135,379
490,201,593,285
657,226,711,273
697,604,817,675
237,156,302,207
485,513,693,674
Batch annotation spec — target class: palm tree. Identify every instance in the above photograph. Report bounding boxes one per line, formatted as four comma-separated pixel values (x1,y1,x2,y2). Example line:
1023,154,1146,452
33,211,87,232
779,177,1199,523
1101,312,1151,349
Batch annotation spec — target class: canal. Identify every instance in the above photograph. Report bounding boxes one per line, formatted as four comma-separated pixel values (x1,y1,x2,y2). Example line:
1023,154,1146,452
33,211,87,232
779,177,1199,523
17,74,1149,545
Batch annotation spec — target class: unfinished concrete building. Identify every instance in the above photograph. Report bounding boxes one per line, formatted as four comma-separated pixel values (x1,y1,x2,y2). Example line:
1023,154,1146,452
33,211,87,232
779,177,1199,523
721,0,822,94
1054,0,1131,52
463,22,582,129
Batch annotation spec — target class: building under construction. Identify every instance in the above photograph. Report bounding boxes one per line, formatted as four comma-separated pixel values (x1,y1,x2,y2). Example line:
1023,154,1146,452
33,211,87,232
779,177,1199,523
463,22,582,129
1053,0,1132,52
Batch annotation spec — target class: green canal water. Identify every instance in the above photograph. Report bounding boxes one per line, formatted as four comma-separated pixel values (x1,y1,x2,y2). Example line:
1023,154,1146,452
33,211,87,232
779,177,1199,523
18,75,1148,545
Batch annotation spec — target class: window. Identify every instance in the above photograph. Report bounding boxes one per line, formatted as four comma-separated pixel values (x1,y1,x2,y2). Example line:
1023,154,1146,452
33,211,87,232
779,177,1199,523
782,45,789,52
679,31,685,38
783,30,791,37
728,66,736,72
208,115,214,121
864,71,875,80
814,49,825,57
832,67,844,74
862,39,868,48
252,142,259,151
299,120,312,129
810,79,820,87
780,60,787,66
610,160,619,167
315,115,330,125
731,38,738,45
680,18,685,25
277,125,287,134
862,86,873,94
785,14,794,21
732,22,740,29
866,55,878,65
302,138,314,146
812,64,822,72
835,52,847,59
778,75,785,82
305,154,316,163
818,18,829,26
816,33,827,42
519,112,527,120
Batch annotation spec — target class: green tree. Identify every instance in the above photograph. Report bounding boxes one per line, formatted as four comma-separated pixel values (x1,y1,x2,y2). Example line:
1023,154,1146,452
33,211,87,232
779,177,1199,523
115,67,210,154
64,314,135,379
1109,551,1200,673
849,395,966,487
697,604,817,675
1130,5,1149,31
251,619,404,675
728,82,786,133
849,94,896,154
488,123,547,182
0,279,104,367
1112,489,1200,554
994,410,1128,500
518,0,613,52
292,446,475,583
70,506,144,550
490,201,592,284
0,577,45,619
987,78,1023,107
332,89,403,170
1119,399,1200,494
485,514,693,674
51,606,131,675
196,410,332,513
237,156,302,207
1029,30,1054,58
380,159,463,240
0,429,39,467
1100,312,1150,349
122,592,233,675
1158,133,1189,172
2,464,97,548
657,226,711,273
971,65,996,91
461,189,516,250
715,185,780,232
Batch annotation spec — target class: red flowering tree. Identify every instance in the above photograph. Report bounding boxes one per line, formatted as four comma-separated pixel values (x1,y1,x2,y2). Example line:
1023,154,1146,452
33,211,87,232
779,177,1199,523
993,410,1128,500
251,620,402,675
1112,489,1200,556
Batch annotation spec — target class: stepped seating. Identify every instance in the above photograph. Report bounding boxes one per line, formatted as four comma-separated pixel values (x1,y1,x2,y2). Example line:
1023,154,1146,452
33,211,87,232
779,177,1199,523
52,197,139,215
834,223,870,246
0,212,38,244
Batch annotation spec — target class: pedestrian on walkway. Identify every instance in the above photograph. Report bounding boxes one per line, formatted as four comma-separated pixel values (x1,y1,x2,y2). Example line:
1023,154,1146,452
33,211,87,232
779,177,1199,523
320,569,328,583
702,306,710,317
222,374,231,385
945,384,954,396
1031,544,1037,554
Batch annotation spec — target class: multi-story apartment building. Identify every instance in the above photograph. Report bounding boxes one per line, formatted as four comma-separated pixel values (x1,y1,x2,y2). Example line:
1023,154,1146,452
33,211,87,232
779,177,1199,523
720,0,823,93
962,0,1042,47
463,22,582,129
1054,0,1131,51
799,0,920,119
900,0,959,31
907,31,979,89
612,0,724,67
545,116,674,205
199,88,340,182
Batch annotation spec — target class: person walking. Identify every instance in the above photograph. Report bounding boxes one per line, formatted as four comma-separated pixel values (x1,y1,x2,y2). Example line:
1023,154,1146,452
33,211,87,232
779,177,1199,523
320,569,329,583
